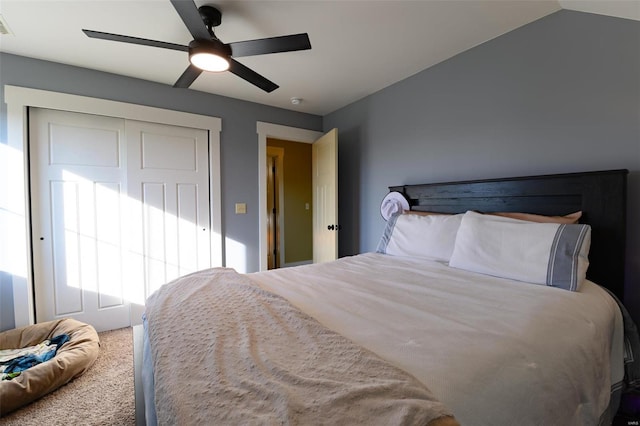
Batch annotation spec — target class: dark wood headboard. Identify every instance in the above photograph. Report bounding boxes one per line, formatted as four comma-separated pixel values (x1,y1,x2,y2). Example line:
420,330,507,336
389,169,628,300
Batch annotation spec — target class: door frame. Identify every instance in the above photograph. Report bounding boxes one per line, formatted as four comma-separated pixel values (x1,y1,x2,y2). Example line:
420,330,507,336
257,122,321,271
266,146,285,269
4,85,222,328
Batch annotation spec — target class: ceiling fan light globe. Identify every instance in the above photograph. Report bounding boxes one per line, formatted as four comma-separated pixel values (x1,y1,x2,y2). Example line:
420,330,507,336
190,52,229,72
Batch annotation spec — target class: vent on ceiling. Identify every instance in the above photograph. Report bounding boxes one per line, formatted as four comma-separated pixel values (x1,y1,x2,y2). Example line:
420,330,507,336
0,14,13,35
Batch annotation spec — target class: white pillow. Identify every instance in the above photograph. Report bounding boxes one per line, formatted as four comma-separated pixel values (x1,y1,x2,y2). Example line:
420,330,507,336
449,211,591,291
377,213,463,262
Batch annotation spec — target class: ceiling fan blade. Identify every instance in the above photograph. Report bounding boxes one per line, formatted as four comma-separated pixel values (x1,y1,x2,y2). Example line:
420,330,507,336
173,64,203,88
229,59,278,93
83,29,188,52
228,33,311,57
170,0,211,40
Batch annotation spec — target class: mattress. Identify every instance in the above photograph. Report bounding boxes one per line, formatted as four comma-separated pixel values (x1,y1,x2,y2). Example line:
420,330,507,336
142,252,624,425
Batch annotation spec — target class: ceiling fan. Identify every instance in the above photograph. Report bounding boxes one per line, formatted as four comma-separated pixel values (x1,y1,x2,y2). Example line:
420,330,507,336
82,0,311,93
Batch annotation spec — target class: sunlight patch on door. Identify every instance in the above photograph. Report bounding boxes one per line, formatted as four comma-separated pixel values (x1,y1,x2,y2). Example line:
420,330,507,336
56,170,227,306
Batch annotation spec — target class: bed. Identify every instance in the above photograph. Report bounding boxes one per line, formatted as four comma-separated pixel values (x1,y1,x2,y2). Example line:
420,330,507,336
133,169,634,426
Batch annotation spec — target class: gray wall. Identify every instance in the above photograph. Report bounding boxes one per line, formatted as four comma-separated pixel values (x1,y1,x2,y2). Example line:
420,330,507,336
324,10,640,322
0,53,321,331
0,272,15,331
2,9,638,330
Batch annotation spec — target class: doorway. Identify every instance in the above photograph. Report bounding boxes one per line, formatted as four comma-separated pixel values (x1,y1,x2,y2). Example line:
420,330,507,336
257,122,338,271
266,141,312,269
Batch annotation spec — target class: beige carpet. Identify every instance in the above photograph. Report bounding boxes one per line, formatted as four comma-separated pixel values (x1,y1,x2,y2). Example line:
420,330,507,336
1,327,135,426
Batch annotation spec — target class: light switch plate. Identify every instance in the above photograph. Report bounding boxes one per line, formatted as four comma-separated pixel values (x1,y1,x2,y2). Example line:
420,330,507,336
235,203,247,214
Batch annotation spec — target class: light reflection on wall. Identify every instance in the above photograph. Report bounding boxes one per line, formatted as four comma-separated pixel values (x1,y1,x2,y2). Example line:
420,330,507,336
0,143,28,279
225,237,247,274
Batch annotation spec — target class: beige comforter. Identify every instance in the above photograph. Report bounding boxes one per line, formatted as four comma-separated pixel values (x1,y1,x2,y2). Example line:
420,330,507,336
251,253,624,426
144,267,457,426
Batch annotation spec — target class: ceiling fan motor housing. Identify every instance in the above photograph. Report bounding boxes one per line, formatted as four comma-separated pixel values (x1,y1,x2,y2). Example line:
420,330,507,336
189,39,231,58
199,5,222,29
189,39,231,57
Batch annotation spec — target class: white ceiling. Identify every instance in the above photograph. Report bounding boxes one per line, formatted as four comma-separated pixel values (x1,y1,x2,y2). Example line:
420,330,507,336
0,1,638,116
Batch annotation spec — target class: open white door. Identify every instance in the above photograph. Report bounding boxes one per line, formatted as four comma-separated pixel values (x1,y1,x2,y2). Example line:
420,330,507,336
312,128,338,263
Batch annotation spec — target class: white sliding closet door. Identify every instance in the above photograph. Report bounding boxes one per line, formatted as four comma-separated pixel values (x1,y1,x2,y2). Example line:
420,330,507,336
126,120,211,321
30,108,211,331
30,108,130,331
